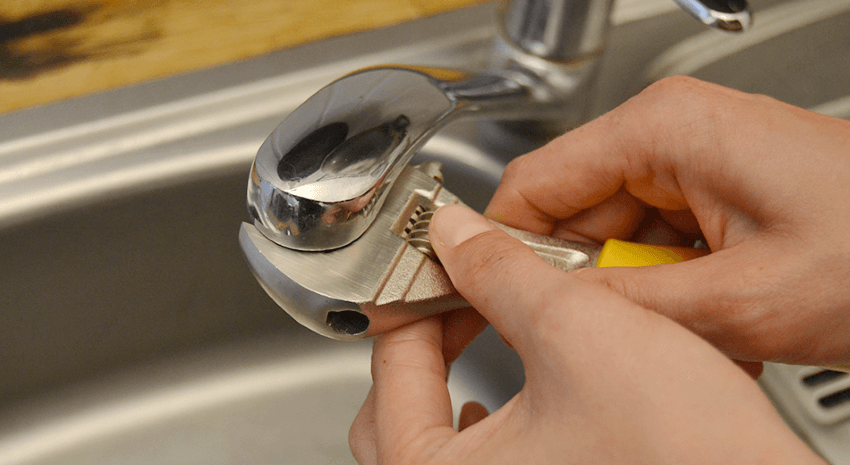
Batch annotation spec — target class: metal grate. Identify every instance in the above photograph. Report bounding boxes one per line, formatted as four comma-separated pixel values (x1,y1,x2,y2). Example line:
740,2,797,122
760,363,850,464
793,367,850,425
802,370,848,388
763,364,850,426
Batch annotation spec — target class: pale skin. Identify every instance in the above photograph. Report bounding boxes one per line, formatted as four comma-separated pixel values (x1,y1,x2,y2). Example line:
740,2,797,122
349,76,850,464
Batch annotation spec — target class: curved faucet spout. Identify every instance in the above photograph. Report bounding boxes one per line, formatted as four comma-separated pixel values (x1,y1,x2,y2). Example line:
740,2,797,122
247,66,529,251
673,0,752,32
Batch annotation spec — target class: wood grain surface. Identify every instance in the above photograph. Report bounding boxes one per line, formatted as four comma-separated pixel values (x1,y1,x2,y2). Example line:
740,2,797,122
0,0,483,114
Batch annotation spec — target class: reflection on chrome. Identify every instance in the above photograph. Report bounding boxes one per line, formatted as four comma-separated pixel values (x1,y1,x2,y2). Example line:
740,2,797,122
247,0,751,252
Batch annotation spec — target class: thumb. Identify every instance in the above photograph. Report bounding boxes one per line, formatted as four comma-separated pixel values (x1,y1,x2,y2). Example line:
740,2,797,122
571,243,779,361
428,204,571,353
428,205,742,381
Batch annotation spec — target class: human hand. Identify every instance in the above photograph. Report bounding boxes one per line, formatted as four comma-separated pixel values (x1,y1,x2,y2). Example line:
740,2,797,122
349,205,823,465
486,76,850,367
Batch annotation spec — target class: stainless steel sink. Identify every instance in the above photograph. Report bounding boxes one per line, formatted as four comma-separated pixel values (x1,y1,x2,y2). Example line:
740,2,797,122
1,0,848,463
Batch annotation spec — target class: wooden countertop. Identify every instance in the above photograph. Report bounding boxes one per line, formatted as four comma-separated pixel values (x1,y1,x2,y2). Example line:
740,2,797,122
0,0,484,114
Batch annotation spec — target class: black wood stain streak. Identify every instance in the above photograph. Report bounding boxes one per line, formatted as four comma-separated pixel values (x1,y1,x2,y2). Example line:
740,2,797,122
0,5,100,80
0,9,85,42
0,3,161,80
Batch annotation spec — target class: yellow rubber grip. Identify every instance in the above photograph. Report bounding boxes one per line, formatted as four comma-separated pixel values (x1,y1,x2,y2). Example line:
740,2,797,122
596,239,710,268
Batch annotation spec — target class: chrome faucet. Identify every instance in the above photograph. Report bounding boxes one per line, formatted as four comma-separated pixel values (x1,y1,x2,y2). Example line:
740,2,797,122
240,0,751,339
502,0,750,63
247,0,751,252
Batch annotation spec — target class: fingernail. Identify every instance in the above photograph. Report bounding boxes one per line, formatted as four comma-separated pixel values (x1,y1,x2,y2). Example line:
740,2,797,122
431,205,496,248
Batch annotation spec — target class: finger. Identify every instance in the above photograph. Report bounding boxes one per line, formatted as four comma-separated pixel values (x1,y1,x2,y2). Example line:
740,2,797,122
485,76,750,241
498,331,514,350
734,360,765,380
371,316,455,458
573,228,850,366
570,239,792,361
349,386,378,465
442,307,489,367
458,401,489,432
428,205,736,389
549,188,646,243
429,204,569,352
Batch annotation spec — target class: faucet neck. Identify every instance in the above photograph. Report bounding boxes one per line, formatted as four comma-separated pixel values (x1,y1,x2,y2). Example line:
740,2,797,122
500,0,615,62
500,0,752,63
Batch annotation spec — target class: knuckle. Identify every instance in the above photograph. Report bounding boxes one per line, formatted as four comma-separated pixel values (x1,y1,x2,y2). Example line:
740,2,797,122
631,76,736,158
642,76,720,121
500,154,535,188
643,75,706,97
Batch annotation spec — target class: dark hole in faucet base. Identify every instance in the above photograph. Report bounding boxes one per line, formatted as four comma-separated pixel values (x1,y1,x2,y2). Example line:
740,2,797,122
327,310,370,336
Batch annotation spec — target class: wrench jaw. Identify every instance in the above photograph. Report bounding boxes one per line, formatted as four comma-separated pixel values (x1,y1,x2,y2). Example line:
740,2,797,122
240,221,468,341
239,223,368,341
240,163,468,341
358,242,469,337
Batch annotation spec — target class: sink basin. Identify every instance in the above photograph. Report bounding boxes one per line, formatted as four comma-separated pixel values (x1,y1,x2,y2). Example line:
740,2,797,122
1,0,849,463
